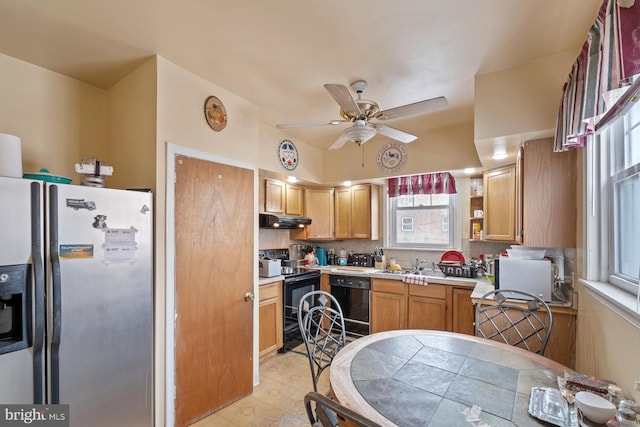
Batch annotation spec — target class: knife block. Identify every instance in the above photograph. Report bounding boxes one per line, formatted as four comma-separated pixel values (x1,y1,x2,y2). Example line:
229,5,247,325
374,255,386,270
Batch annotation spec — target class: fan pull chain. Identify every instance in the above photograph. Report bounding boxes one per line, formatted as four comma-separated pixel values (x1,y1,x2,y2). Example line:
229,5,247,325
362,144,365,168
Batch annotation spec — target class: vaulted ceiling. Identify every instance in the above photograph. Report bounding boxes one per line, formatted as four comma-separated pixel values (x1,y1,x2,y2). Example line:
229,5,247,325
0,0,601,161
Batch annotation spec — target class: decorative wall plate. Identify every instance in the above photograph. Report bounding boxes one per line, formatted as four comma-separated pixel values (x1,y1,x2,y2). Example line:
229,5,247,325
204,96,227,131
278,139,298,171
376,142,408,173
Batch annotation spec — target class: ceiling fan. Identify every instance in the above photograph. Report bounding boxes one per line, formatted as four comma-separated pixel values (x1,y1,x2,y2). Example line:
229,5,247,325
276,80,448,150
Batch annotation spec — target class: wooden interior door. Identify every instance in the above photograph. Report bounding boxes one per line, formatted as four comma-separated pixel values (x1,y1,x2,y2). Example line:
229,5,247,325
174,155,254,426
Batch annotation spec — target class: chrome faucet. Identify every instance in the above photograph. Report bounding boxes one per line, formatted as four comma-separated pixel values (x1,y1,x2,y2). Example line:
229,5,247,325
415,258,427,270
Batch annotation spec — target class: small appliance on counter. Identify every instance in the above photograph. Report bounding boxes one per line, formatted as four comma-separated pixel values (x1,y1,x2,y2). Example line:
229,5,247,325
315,247,327,266
495,257,553,302
259,258,281,277
349,253,375,267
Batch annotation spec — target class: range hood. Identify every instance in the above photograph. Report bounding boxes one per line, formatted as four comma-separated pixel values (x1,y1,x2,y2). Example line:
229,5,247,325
259,213,312,229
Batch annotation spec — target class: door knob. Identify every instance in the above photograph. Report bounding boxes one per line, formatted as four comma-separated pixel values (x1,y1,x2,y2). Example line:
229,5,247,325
244,292,255,302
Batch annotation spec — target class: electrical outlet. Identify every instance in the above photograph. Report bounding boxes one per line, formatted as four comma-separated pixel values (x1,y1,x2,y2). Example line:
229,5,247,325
635,380,640,392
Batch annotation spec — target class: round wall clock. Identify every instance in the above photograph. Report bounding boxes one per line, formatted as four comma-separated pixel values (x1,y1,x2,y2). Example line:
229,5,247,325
376,142,408,173
278,139,298,171
204,96,227,131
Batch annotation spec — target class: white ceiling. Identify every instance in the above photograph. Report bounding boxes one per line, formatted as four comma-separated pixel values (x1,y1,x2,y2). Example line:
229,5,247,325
0,0,601,166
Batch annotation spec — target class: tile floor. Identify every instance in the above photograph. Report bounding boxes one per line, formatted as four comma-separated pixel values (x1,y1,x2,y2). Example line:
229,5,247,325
191,348,329,427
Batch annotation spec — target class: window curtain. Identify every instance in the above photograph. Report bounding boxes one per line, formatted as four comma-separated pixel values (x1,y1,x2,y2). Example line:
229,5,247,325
388,172,457,198
554,0,640,151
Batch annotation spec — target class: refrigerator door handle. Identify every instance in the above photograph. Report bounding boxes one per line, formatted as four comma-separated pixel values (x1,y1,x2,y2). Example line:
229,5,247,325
31,182,45,404
49,185,61,404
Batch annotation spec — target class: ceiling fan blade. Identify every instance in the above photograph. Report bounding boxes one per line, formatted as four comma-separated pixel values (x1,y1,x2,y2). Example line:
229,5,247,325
379,96,448,120
328,133,351,150
372,124,417,143
324,84,361,116
276,120,348,129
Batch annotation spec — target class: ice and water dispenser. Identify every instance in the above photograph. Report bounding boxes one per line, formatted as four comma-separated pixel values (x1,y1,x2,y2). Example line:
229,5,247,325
0,264,31,354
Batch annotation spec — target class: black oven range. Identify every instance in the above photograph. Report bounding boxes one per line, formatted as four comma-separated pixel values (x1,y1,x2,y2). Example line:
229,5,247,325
259,248,321,353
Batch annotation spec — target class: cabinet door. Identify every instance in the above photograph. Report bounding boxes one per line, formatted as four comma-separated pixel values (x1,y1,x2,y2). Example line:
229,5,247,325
334,187,352,239
351,185,376,239
483,165,516,241
451,288,475,335
264,179,285,214
370,292,406,332
302,188,335,240
258,282,282,359
515,147,524,244
285,183,304,216
259,297,279,357
407,296,447,331
521,138,577,247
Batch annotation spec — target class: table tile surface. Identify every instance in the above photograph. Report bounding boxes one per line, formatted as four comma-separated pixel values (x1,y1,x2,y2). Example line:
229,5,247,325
343,333,562,426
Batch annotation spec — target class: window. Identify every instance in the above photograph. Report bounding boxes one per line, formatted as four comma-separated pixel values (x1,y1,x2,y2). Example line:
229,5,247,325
388,193,454,248
608,98,640,293
589,94,640,295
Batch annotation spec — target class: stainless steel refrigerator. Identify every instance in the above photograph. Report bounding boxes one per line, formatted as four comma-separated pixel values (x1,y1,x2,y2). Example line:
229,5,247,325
0,176,153,426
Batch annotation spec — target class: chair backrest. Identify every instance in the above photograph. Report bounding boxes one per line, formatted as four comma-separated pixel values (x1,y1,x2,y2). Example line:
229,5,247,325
298,290,347,392
475,289,553,355
304,391,382,427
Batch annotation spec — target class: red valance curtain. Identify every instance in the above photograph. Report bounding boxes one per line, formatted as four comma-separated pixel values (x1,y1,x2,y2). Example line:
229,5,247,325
388,172,457,198
554,0,640,151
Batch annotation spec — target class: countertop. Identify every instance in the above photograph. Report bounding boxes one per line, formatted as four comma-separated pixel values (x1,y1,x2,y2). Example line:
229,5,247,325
258,267,576,310
258,266,481,287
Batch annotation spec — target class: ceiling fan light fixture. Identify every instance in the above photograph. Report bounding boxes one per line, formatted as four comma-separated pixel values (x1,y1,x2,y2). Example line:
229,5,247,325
343,123,376,144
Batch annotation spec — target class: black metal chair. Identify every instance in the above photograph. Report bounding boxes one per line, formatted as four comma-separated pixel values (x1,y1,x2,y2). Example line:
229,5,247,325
304,391,382,427
475,289,553,355
297,290,347,392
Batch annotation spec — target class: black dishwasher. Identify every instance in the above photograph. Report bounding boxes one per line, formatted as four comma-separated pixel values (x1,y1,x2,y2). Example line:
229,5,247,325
329,275,370,338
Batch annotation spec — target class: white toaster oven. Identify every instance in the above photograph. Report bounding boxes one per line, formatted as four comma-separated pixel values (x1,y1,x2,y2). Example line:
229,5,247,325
259,258,281,278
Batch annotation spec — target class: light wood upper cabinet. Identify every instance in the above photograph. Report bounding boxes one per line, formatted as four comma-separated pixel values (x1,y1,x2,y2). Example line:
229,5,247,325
264,179,285,214
334,184,380,240
290,187,334,240
518,138,576,248
263,178,304,216
334,187,352,239
285,183,304,216
483,165,516,242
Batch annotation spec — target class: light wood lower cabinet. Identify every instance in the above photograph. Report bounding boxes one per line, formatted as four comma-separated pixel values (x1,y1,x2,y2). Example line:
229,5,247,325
259,281,283,360
370,279,407,331
371,279,475,335
452,288,475,335
472,297,577,368
408,284,448,331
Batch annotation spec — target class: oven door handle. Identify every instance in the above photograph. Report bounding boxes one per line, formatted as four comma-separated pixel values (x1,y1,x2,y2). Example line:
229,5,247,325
283,273,320,285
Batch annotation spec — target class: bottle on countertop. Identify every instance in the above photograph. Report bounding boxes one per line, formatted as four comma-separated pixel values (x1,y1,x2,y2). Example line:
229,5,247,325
607,385,624,407
338,248,347,266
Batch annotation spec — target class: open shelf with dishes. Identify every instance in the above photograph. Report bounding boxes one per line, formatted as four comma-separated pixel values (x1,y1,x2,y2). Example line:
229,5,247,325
469,175,484,241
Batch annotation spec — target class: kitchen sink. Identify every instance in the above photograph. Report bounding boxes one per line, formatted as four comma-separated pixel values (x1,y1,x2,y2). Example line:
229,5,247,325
403,269,446,278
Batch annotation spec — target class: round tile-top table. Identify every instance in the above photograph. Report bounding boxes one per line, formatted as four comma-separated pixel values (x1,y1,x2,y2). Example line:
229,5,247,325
330,330,568,426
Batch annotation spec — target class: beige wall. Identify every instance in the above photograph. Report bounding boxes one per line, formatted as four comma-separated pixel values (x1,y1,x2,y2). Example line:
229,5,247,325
107,56,157,190
0,53,108,180
575,282,640,401
323,122,479,184
259,123,324,183
474,50,577,141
